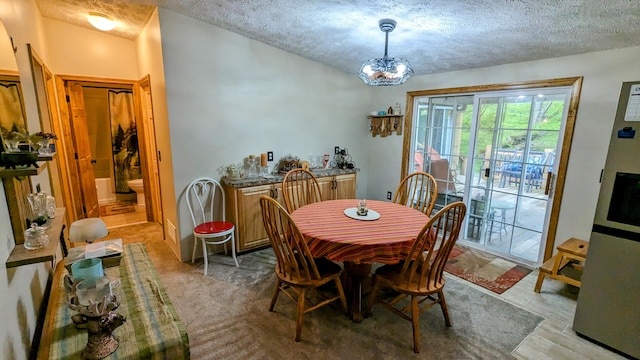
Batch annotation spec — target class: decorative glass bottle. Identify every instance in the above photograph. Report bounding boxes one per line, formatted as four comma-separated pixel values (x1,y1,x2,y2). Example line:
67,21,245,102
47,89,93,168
27,192,50,228
395,102,402,115
247,156,258,178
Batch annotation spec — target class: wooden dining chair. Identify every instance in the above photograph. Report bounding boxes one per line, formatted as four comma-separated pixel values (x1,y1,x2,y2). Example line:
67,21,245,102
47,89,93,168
259,195,347,342
186,177,238,275
281,168,323,213
392,171,438,215
365,201,467,353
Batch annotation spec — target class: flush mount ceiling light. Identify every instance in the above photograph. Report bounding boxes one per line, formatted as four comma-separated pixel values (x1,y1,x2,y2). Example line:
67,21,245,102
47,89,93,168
88,12,115,31
358,19,414,86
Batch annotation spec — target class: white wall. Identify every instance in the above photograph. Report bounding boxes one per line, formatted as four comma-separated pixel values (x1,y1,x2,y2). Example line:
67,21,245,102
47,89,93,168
366,46,640,249
43,18,138,79
0,21,16,70
156,9,371,261
135,8,180,259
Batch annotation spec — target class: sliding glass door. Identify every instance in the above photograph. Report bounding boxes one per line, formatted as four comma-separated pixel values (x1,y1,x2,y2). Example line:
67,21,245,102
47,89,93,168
410,88,571,265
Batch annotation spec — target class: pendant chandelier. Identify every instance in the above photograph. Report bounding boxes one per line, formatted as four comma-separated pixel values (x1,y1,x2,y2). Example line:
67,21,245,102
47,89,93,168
358,19,414,86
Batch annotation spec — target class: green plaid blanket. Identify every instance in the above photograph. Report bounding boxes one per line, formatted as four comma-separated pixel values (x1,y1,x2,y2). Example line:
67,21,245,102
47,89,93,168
48,243,190,359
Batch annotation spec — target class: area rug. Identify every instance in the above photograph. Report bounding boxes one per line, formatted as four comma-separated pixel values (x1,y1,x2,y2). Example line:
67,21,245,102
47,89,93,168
445,245,533,294
107,224,544,359
99,201,135,216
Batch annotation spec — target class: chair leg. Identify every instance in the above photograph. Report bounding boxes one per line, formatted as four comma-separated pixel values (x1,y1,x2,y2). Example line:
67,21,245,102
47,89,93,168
438,290,452,327
295,288,306,342
411,295,421,353
191,236,199,263
230,233,239,267
269,280,281,311
534,271,546,293
202,239,208,276
334,277,348,314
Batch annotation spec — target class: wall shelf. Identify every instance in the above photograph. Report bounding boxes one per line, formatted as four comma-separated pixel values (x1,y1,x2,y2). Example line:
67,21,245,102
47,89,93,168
0,152,55,178
6,208,65,268
0,162,46,178
0,154,57,245
368,114,403,137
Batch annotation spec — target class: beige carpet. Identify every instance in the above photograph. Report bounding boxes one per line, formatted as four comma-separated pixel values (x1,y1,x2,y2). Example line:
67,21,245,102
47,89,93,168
104,223,543,359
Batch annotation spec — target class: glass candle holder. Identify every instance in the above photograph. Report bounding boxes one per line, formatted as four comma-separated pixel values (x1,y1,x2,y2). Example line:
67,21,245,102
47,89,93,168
357,199,368,216
24,224,48,250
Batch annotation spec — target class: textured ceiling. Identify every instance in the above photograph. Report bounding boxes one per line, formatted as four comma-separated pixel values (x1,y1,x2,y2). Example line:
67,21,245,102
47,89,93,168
35,0,640,77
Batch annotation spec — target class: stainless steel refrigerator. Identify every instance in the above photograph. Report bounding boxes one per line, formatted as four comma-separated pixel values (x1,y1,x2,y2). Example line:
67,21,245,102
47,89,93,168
573,81,640,359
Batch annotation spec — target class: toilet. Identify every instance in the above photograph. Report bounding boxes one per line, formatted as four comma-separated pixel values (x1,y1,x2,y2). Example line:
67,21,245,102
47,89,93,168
127,179,145,207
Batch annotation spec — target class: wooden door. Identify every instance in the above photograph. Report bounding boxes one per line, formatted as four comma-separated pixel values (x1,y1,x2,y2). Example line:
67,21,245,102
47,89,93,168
55,76,83,221
133,75,162,223
67,82,99,217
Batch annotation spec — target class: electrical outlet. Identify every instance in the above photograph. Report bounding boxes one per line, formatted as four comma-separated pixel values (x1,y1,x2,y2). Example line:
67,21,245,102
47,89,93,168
334,146,340,155
386,191,392,200
267,151,273,161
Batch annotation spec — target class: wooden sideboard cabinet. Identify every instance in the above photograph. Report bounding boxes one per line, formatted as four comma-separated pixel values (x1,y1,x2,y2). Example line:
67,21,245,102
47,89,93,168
223,170,357,253
317,173,357,200
226,183,284,252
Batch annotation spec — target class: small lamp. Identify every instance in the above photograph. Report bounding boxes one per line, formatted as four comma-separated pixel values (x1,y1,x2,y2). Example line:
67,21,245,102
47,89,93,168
69,218,109,244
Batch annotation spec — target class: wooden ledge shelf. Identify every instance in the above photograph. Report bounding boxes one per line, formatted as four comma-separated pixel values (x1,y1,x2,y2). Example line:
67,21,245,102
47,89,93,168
6,208,65,268
0,162,47,178
37,152,56,161
367,114,403,137
0,152,55,178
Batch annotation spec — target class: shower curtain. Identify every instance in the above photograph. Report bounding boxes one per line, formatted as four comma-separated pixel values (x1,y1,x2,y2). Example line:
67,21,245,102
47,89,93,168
109,90,140,193
0,81,27,135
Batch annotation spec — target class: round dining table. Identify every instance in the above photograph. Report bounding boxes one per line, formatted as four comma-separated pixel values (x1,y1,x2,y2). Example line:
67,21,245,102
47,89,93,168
291,199,429,322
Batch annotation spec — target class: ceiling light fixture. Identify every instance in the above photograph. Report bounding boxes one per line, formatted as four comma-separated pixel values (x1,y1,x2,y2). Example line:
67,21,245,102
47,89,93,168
358,19,414,86
88,12,115,31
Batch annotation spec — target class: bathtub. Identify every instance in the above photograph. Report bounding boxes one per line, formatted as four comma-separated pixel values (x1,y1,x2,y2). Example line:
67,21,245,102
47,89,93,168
95,177,116,204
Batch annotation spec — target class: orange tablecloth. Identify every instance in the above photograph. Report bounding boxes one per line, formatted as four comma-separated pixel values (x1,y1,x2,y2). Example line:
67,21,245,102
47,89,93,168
291,199,429,264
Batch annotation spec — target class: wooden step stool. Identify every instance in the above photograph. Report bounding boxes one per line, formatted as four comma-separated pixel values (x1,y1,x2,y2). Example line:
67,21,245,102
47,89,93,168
534,237,589,292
